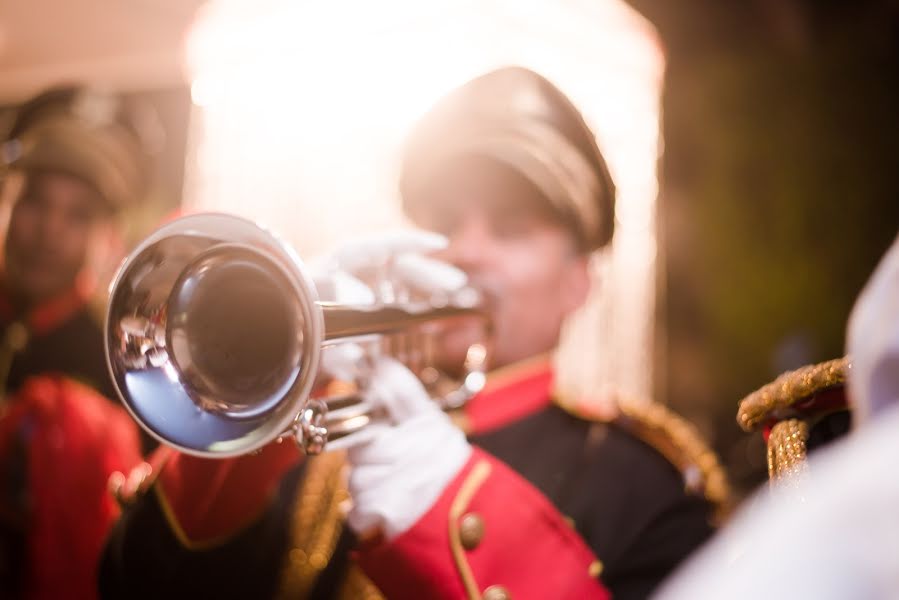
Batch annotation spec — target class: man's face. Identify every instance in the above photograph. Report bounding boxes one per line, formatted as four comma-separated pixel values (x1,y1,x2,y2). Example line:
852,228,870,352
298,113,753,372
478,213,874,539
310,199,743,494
4,170,109,304
414,156,591,371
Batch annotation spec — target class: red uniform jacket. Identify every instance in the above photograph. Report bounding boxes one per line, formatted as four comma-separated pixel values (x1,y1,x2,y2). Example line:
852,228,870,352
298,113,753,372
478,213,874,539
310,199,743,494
0,376,143,600
101,357,721,599
357,358,610,599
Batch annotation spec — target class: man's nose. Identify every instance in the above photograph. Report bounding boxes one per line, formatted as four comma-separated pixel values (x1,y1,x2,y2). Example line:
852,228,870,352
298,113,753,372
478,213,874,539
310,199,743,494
437,219,490,271
37,210,67,241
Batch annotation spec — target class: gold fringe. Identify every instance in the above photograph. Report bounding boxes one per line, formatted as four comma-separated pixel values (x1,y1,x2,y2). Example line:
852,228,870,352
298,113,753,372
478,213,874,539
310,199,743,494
152,483,268,551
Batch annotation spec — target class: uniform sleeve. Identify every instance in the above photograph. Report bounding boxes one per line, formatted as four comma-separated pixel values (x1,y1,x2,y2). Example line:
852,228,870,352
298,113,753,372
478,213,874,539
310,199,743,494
0,376,144,600
573,424,717,600
356,447,611,600
99,442,303,600
595,489,713,600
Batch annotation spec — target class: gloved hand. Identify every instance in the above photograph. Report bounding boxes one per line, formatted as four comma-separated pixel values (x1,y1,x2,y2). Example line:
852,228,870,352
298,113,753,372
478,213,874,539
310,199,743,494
310,230,469,304
346,357,471,540
312,228,470,385
310,230,474,540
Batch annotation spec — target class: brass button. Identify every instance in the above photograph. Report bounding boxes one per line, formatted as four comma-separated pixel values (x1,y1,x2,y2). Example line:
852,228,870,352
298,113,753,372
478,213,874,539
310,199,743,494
483,585,511,600
589,560,603,578
458,512,485,550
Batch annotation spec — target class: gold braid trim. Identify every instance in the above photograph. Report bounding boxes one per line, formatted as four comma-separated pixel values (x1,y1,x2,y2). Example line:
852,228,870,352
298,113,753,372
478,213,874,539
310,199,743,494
276,451,382,600
448,460,493,600
557,395,732,523
737,357,849,432
153,483,268,552
766,419,809,492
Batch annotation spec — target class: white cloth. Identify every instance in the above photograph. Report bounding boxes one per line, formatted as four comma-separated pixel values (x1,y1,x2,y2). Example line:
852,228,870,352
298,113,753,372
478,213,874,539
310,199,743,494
847,232,899,425
312,228,468,383
311,230,473,539
345,357,471,540
311,230,468,302
654,232,899,600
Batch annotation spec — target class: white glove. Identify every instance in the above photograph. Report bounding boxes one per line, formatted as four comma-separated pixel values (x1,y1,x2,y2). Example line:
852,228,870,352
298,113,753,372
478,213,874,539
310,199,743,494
312,228,470,383
309,230,473,539
310,230,469,303
346,357,472,540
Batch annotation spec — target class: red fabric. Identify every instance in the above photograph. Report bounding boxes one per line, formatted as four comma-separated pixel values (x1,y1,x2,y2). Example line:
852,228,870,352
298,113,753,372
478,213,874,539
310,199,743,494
150,376,335,544
358,449,610,600
0,375,143,600
793,386,848,416
156,440,303,544
464,359,554,435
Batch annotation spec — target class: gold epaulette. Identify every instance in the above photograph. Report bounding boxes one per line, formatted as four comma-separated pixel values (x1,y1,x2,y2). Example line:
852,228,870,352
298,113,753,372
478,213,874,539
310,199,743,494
736,357,849,484
736,357,849,432
556,394,732,523
277,451,383,600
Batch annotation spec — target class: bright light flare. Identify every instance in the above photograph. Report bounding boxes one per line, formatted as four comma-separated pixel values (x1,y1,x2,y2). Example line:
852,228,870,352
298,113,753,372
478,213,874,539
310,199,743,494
182,0,664,403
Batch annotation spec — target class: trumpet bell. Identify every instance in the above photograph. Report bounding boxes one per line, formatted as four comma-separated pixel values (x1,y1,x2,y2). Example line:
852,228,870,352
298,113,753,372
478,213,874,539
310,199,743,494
106,213,324,457
167,243,303,417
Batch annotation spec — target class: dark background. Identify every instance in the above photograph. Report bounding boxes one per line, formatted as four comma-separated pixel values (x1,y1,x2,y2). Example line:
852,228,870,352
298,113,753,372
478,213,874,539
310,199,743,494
630,0,899,494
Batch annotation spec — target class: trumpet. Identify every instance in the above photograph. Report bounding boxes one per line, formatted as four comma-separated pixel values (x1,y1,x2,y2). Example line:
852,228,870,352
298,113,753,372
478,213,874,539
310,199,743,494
105,213,488,457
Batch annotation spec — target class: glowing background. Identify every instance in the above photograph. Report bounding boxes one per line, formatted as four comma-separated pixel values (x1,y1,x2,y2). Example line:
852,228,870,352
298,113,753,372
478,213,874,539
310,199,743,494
183,0,663,405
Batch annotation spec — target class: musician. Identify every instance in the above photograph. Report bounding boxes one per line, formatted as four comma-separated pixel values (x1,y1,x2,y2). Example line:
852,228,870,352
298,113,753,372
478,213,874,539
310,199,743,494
0,86,152,599
100,67,727,599
0,85,153,399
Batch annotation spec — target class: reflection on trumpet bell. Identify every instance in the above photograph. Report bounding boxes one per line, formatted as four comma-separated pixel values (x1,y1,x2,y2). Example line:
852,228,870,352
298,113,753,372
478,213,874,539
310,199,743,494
106,213,489,458
166,244,305,418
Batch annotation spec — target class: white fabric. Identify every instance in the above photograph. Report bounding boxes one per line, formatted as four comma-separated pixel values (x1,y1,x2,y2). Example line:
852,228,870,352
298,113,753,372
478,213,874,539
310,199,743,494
310,229,468,303
328,230,448,273
654,232,899,600
312,228,469,390
311,230,449,280
847,232,899,425
345,358,472,540
311,230,474,539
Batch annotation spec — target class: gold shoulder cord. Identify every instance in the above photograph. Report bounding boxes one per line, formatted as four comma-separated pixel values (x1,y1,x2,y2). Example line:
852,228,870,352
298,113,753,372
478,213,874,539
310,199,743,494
766,419,809,483
737,357,848,432
276,451,383,600
737,357,848,483
557,394,732,523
